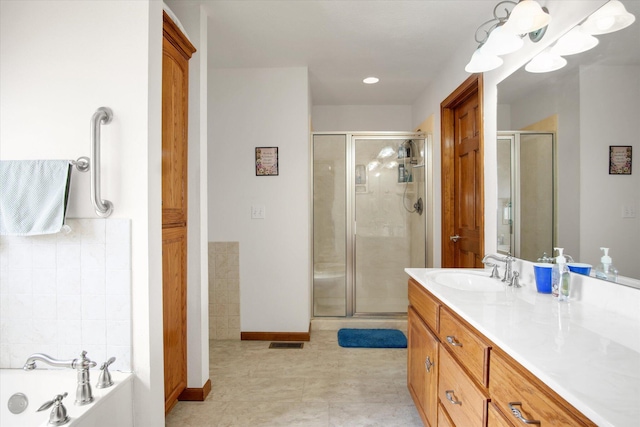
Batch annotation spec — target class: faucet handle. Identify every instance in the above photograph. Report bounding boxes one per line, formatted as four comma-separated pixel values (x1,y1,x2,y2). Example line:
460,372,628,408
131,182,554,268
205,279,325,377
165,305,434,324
511,271,521,288
96,357,116,389
485,262,501,279
37,392,70,425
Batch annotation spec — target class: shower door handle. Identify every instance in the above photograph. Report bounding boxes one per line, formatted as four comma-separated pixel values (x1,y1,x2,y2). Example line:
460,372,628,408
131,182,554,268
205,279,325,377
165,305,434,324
450,235,461,243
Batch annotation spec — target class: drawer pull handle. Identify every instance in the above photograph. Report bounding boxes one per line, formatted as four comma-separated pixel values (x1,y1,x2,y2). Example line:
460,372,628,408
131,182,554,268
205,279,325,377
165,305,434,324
424,356,433,373
445,390,462,405
509,402,541,425
446,336,463,347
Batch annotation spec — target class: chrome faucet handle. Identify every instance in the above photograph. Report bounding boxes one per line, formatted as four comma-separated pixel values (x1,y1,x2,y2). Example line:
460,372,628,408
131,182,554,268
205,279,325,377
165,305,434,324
37,392,70,426
485,262,501,279
96,357,116,389
510,271,521,288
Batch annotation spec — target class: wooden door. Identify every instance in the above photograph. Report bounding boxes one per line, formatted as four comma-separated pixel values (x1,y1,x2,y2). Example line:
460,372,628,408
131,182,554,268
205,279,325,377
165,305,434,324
162,11,195,415
441,75,484,267
408,307,439,427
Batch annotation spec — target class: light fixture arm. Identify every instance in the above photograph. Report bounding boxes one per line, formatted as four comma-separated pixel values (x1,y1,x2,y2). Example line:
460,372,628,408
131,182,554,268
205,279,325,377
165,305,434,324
474,0,518,45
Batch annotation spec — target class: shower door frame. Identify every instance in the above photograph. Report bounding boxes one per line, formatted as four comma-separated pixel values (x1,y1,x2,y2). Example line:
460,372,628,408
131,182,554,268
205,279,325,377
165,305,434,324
312,131,427,318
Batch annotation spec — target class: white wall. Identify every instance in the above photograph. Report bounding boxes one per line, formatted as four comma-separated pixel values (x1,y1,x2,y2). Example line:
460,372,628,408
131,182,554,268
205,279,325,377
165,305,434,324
209,67,311,333
164,0,210,391
580,64,640,278
1,1,164,425
411,0,605,265
312,105,412,131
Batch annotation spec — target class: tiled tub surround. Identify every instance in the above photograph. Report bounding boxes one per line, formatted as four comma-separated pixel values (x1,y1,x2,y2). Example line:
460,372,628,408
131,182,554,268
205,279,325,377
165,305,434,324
0,218,131,371
406,261,640,427
209,242,240,340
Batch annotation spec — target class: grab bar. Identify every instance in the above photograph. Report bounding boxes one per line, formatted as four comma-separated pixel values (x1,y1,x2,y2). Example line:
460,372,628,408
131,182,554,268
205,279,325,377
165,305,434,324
74,107,114,218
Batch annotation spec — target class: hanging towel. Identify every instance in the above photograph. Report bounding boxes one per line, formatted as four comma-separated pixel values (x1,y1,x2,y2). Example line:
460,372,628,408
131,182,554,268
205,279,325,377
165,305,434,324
0,160,72,236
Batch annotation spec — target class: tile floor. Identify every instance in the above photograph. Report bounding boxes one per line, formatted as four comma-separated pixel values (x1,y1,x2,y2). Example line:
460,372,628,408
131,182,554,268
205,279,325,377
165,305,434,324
166,330,423,426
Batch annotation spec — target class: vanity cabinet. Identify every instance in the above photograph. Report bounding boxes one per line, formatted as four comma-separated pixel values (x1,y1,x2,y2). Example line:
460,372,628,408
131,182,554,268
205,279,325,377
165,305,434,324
407,278,596,427
408,307,439,427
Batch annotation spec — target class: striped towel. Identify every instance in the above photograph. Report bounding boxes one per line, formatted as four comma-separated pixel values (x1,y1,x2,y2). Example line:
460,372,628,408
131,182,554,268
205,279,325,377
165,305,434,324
0,160,72,236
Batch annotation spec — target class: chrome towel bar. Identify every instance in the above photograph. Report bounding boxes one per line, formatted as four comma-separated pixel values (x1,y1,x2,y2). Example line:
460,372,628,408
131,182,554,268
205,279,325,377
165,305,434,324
74,107,114,218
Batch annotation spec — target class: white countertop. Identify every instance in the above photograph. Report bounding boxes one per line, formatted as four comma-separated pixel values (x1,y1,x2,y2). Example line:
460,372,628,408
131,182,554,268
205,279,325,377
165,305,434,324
405,266,640,427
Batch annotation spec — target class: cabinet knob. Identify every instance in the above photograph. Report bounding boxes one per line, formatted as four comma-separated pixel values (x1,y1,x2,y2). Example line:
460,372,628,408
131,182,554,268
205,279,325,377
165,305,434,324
508,402,541,425
424,356,433,373
446,335,463,347
445,390,462,405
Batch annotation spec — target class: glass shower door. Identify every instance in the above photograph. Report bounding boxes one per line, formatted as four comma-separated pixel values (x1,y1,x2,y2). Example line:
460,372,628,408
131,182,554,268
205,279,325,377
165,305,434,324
313,134,347,316
353,137,425,315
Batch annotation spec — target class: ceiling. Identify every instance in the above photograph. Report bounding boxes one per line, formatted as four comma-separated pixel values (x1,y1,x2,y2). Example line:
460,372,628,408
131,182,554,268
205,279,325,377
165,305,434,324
202,0,499,106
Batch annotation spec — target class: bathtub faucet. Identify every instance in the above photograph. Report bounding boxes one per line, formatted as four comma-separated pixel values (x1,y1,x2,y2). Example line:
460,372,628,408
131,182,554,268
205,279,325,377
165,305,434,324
24,350,97,405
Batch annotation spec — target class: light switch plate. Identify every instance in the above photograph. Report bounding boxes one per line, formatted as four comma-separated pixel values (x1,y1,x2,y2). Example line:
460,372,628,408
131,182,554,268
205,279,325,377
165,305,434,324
622,205,637,218
251,205,265,219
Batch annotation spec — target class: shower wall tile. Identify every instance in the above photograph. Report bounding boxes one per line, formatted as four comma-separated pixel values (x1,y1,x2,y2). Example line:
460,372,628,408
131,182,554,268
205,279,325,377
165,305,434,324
0,219,132,371
209,241,241,340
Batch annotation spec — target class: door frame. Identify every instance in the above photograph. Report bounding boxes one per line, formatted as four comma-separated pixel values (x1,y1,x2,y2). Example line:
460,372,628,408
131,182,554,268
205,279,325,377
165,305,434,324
441,74,484,267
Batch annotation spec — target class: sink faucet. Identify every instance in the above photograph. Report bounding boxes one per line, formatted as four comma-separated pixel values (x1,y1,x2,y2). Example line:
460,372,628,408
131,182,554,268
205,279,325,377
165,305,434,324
482,253,515,283
24,351,97,405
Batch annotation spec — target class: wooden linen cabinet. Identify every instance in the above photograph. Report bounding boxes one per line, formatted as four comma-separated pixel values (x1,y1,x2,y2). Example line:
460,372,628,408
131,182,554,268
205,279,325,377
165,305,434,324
162,11,195,414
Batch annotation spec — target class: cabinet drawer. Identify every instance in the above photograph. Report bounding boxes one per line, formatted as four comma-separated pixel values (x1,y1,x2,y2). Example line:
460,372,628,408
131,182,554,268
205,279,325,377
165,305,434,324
409,278,439,332
489,350,596,427
439,307,490,387
437,403,455,427
438,345,488,427
487,402,514,427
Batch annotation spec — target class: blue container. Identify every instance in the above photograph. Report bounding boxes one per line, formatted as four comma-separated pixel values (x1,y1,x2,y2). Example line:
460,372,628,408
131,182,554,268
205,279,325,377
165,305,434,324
568,263,592,276
533,264,553,294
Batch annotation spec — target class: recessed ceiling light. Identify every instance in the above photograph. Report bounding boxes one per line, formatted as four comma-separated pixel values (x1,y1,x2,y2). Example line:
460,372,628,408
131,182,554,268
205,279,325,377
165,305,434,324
363,77,379,84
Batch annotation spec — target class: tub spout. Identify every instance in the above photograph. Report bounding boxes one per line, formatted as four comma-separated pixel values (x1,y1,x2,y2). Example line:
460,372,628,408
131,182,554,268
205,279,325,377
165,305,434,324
23,353,76,370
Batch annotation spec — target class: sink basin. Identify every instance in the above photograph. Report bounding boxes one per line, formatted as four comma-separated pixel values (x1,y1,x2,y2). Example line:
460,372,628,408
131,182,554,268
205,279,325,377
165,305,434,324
429,271,505,292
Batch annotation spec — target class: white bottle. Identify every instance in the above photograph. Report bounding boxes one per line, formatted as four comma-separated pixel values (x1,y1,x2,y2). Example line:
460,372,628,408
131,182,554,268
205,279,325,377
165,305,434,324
595,247,618,283
552,247,571,301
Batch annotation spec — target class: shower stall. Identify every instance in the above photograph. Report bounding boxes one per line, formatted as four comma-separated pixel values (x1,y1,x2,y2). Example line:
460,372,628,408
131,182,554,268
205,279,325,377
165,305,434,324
312,132,427,317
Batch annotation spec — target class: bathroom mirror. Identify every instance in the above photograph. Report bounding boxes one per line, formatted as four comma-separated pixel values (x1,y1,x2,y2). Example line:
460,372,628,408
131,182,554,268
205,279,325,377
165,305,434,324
497,0,640,282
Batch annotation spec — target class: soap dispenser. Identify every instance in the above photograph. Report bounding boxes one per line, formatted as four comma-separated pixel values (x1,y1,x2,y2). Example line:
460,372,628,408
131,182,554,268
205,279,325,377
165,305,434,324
552,247,571,301
595,247,618,283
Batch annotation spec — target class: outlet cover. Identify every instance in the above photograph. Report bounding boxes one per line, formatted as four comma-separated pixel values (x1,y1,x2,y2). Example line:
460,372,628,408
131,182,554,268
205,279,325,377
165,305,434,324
251,205,265,219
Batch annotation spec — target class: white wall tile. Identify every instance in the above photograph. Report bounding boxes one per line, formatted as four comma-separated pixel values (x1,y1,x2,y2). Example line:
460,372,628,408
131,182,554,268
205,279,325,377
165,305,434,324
81,244,106,270
1,219,131,369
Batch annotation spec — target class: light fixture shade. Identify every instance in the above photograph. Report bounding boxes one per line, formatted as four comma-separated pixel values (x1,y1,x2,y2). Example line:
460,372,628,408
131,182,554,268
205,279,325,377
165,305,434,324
582,0,636,35
465,47,504,73
481,26,524,56
525,49,567,73
501,0,551,35
551,25,599,56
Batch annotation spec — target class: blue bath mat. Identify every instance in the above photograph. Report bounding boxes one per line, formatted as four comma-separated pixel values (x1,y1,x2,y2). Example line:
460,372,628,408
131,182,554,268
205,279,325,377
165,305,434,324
337,328,407,348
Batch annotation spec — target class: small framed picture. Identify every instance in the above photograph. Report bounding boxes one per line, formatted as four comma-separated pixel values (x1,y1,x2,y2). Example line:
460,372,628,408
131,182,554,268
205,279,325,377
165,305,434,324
255,147,278,176
609,146,632,175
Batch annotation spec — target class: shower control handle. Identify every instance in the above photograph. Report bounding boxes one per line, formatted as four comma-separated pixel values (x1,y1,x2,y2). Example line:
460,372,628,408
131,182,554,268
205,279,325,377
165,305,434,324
450,235,461,243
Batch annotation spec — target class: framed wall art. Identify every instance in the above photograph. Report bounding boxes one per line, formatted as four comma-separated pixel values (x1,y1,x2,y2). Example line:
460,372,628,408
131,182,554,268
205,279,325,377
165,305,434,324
609,145,632,175
255,147,279,176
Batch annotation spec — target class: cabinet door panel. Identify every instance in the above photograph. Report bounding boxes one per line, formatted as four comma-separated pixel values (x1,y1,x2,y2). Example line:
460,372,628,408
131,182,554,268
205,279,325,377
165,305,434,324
438,345,488,427
408,307,439,427
409,278,439,332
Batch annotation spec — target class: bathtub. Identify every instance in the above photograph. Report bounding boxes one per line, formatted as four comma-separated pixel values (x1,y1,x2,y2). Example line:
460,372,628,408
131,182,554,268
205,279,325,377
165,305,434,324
0,369,133,427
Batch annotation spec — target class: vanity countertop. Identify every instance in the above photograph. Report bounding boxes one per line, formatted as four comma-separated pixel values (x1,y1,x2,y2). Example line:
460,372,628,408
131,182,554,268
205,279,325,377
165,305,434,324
405,267,640,427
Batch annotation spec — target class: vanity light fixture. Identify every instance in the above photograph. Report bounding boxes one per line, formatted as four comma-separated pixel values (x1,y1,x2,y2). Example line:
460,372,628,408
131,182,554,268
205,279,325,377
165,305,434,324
363,77,379,84
465,0,550,73
550,25,599,56
581,0,636,35
525,48,567,73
